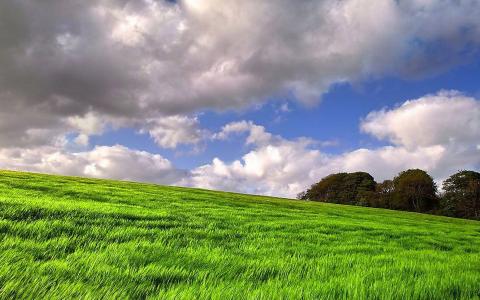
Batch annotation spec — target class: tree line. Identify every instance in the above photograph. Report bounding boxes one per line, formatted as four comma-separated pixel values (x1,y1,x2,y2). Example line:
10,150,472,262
297,169,480,220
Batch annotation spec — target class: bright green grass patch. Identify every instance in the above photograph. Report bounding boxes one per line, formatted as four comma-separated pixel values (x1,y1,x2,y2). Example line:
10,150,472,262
0,170,479,299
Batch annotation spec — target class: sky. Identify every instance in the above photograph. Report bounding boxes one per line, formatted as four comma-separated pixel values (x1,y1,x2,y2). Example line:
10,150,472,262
0,0,479,198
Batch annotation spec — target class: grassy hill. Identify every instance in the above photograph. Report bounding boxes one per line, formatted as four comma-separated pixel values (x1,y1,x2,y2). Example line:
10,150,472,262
0,170,479,299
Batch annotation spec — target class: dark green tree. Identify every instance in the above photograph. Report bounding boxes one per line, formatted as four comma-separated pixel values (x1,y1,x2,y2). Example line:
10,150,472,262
302,173,346,202
441,170,480,219
302,172,376,205
392,169,438,212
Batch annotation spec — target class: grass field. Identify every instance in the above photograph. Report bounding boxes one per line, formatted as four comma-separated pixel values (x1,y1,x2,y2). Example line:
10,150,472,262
0,170,479,299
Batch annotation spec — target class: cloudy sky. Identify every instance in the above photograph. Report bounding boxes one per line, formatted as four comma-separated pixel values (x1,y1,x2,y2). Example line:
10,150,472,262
1,0,479,197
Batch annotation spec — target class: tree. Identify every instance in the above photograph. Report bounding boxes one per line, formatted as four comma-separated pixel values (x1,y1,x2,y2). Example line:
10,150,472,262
392,169,438,212
344,172,377,205
296,191,307,200
374,180,394,209
302,173,347,202
302,172,376,205
441,170,480,219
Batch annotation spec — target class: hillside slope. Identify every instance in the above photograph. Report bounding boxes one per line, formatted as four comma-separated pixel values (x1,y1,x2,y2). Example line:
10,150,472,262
0,170,479,299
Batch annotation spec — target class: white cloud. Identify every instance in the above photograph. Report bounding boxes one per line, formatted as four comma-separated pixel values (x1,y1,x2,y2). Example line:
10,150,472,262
279,103,291,113
74,134,90,147
213,121,272,146
361,91,480,149
189,137,325,197
1,0,480,149
143,115,206,149
0,145,186,185
67,112,108,146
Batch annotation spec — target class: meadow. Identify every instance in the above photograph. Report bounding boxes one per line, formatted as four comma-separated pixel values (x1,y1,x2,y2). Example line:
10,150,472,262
0,170,479,299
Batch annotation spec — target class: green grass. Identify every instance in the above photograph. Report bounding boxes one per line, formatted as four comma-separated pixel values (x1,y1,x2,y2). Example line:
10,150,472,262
0,170,479,299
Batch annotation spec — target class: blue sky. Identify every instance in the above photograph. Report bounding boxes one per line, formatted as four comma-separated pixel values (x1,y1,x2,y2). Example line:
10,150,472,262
0,0,479,197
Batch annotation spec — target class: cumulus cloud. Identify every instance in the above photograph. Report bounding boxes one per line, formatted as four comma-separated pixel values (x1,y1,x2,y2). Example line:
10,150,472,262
213,121,272,146
361,91,480,149
1,0,480,149
189,138,325,197
143,115,206,149
67,112,109,146
0,145,186,184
